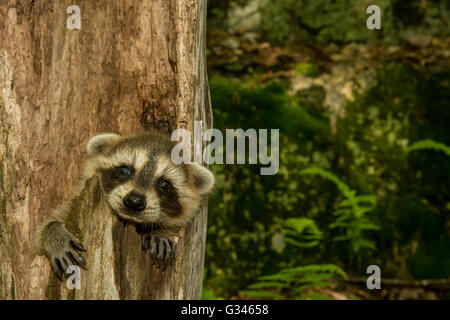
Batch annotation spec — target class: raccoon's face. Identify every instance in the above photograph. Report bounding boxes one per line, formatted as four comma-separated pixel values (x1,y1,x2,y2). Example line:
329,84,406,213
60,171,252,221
83,132,214,227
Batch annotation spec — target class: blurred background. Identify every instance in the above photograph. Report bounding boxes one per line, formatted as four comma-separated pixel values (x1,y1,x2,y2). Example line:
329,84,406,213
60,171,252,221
202,0,450,300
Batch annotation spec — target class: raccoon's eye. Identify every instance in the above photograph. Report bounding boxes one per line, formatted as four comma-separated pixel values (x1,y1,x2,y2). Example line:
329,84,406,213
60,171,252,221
157,179,171,193
117,165,132,177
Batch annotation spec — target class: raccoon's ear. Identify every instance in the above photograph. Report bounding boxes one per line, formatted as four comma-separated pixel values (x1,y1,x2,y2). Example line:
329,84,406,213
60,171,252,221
188,163,215,195
86,133,121,157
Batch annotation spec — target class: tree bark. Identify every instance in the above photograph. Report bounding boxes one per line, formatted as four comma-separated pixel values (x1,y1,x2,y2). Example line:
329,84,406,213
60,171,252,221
0,0,211,299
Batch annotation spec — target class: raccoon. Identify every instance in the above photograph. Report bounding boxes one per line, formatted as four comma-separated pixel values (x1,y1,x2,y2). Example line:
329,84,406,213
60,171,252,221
36,131,215,280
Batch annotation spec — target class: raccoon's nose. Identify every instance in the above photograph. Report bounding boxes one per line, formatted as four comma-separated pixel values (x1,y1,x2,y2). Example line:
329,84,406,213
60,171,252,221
123,192,146,212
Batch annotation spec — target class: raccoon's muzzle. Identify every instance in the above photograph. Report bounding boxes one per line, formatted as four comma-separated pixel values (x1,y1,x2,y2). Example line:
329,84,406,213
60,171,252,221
123,192,146,212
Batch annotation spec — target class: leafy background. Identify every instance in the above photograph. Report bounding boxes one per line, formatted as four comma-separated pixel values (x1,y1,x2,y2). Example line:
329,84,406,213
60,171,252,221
203,0,450,300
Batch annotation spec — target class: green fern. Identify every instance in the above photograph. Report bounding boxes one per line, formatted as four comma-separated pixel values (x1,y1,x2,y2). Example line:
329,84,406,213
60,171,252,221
283,217,323,248
241,264,347,300
300,168,379,254
300,168,353,198
242,169,361,300
407,139,450,156
277,264,348,280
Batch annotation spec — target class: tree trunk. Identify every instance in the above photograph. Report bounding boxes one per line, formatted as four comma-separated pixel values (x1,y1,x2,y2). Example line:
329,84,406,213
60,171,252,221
0,0,211,299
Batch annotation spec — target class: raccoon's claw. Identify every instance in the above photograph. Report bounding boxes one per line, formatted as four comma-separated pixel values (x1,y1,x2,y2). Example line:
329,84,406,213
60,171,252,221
48,246,87,280
142,233,175,263
42,223,87,279
50,257,64,281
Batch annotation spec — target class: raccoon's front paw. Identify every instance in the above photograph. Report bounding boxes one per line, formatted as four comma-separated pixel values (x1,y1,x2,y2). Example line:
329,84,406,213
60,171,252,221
42,222,87,280
141,232,176,263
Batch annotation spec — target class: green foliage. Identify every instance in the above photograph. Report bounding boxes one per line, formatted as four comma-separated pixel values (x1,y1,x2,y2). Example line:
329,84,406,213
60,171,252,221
336,64,450,278
202,288,218,300
241,264,347,300
209,74,331,142
207,0,250,29
205,75,335,297
202,269,219,300
209,0,449,43
204,63,450,298
407,139,450,157
300,168,379,254
392,0,450,36
283,217,323,248
294,63,320,77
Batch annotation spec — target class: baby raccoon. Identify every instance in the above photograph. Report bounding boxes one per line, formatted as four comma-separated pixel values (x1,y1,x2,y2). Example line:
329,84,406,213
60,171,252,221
36,131,214,280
